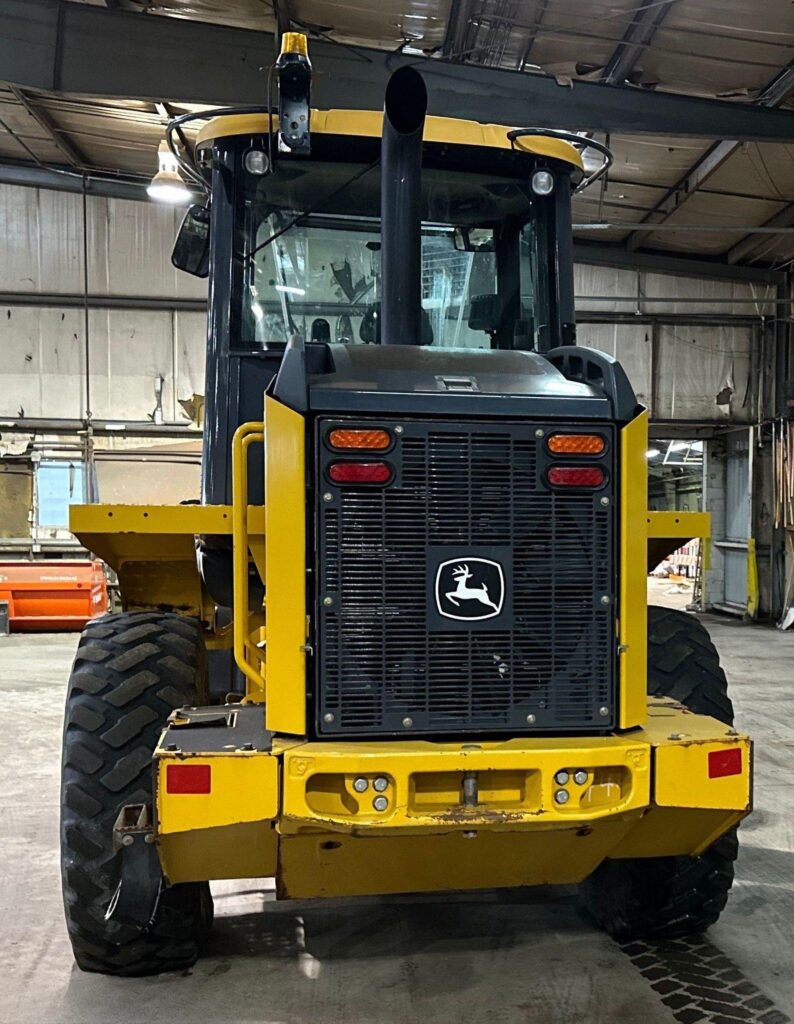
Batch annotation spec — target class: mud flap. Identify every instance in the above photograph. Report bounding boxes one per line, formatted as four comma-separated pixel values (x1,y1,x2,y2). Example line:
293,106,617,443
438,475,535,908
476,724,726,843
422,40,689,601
105,804,162,930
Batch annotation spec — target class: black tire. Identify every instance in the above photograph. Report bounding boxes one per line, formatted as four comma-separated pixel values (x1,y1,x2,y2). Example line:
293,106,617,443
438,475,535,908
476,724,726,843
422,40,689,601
60,611,214,976
580,606,738,941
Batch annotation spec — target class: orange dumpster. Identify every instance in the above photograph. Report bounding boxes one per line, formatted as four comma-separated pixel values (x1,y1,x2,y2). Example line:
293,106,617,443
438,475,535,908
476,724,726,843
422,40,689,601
0,560,108,632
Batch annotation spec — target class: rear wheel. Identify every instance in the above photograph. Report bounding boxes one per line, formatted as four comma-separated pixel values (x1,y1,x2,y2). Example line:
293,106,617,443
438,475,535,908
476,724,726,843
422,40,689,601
60,611,213,976
580,606,738,940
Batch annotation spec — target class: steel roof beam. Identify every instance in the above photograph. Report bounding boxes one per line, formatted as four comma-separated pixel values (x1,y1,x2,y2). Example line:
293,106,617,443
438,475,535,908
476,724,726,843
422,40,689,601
0,158,148,199
573,241,786,285
601,0,675,86
4,0,794,140
441,0,474,60
625,60,794,251
271,0,293,38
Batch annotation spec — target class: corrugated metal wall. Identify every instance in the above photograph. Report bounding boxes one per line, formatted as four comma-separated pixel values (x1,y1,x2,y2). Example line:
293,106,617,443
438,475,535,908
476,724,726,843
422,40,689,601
0,183,765,425
0,185,207,423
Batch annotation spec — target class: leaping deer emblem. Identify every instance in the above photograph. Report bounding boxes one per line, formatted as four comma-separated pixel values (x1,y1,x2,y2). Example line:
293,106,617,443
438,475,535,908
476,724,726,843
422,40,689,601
446,564,499,612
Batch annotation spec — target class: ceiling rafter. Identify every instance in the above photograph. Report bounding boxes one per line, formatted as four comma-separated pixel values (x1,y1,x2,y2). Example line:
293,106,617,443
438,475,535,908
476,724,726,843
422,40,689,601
271,0,293,37
601,0,676,86
624,59,794,253
8,84,89,169
727,203,794,265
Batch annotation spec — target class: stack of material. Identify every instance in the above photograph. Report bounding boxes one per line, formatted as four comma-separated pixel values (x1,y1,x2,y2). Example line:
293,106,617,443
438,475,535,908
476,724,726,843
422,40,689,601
775,420,794,630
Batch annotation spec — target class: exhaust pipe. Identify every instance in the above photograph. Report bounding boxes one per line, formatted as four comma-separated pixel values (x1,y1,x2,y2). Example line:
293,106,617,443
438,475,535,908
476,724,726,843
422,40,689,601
380,66,428,346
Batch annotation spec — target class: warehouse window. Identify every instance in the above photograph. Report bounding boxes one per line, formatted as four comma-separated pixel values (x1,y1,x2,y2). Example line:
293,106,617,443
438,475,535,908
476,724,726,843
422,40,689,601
36,461,85,529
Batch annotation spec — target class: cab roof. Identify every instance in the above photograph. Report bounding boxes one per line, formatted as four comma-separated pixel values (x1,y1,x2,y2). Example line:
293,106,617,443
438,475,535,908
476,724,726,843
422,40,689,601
196,109,584,174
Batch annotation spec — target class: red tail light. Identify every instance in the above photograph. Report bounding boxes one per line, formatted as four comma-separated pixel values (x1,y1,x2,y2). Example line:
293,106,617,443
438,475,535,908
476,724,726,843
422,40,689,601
547,466,606,488
708,747,742,779
328,461,393,484
166,764,211,794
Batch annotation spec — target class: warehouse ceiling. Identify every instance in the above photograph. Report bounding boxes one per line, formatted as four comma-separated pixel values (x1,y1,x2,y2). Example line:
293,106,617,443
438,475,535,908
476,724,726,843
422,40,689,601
1,0,793,268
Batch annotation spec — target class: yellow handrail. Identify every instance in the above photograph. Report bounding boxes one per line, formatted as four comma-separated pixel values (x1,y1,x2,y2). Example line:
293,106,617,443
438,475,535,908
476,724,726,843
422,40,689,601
231,421,265,698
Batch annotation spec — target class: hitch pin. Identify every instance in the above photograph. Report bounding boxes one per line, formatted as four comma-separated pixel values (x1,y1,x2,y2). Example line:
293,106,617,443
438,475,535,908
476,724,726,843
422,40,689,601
462,770,479,807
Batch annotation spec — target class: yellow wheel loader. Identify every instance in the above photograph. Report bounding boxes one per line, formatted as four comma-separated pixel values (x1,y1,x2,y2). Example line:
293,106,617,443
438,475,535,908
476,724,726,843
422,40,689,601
62,36,751,976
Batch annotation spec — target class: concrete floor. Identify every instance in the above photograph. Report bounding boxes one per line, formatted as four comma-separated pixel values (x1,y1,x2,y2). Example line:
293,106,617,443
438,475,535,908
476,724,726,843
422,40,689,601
0,615,792,1024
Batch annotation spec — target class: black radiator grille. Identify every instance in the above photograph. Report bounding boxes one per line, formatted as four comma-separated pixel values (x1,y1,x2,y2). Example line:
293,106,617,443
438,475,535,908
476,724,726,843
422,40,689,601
317,419,616,736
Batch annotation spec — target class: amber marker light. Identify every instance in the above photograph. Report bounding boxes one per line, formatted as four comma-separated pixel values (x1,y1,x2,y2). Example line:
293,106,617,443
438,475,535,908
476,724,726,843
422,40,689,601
547,433,606,455
329,428,391,451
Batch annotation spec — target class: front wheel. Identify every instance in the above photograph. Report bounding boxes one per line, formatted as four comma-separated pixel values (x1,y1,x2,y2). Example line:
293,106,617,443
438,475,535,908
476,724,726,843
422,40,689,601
580,606,738,940
60,612,213,976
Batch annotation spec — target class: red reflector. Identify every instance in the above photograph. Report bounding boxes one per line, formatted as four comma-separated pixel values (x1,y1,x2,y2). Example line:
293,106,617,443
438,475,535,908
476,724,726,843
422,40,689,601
166,764,211,794
708,747,742,779
547,466,605,487
328,461,392,484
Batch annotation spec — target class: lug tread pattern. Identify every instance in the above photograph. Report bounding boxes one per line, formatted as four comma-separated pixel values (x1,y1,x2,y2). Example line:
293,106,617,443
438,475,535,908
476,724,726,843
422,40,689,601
581,607,738,941
61,612,213,976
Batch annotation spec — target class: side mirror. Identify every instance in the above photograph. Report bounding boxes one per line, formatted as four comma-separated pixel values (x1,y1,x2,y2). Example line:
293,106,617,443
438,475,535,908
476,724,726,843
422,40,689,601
172,204,210,278
453,227,495,252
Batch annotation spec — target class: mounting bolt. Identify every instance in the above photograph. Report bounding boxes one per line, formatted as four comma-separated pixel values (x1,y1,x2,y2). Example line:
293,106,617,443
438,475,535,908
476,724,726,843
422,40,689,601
394,425,404,434
573,770,588,786
554,789,570,805
373,776,389,793
727,728,739,736
323,596,333,606
144,833,156,844
121,834,134,847
402,716,413,728
534,428,544,439
323,712,335,724
598,706,609,717
322,492,333,502
669,732,682,741
600,496,610,506
554,770,570,786
462,830,478,839
600,595,611,605
372,795,389,812
353,777,368,793
526,713,536,724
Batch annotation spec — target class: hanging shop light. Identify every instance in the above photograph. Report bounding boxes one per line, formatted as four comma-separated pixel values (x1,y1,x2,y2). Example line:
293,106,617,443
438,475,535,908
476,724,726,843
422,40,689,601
146,141,192,203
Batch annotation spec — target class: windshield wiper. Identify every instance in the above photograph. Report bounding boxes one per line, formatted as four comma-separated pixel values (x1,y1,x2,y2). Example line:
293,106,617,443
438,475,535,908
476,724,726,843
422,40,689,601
244,158,380,263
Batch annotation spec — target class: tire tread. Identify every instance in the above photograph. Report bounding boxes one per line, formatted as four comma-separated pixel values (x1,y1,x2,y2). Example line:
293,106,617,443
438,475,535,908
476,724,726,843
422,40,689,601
580,607,738,941
61,611,212,977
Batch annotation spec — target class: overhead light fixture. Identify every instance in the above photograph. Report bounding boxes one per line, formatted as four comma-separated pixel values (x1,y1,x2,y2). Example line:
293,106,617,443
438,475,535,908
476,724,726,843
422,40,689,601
147,141,192,203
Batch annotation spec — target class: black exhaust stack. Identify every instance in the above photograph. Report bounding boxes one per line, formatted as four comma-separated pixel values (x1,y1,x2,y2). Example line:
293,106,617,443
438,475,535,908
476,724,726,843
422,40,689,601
380,67,428,346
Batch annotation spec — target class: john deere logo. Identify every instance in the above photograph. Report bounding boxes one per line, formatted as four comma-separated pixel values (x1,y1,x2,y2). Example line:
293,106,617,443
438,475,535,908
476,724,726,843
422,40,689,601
435,559,505,621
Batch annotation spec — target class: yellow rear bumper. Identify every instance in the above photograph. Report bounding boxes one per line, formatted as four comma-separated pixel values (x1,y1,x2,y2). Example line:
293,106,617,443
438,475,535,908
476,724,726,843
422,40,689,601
153,699,750,898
